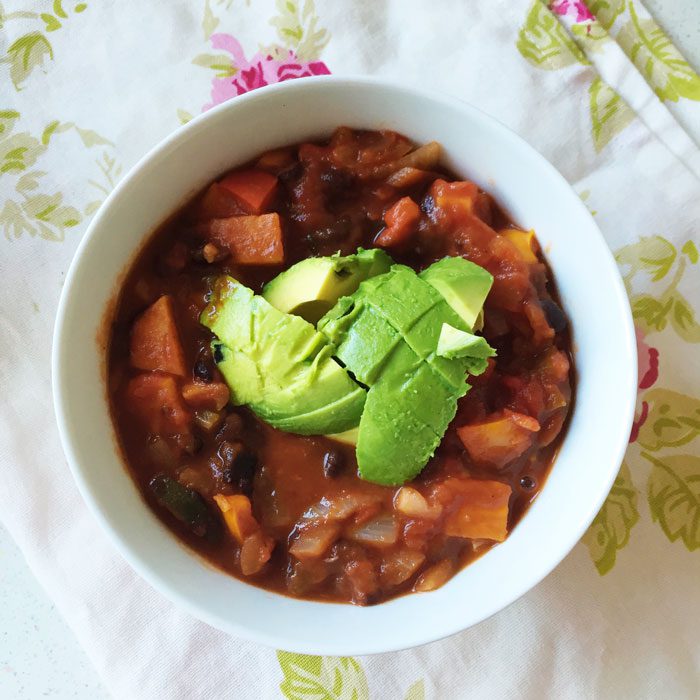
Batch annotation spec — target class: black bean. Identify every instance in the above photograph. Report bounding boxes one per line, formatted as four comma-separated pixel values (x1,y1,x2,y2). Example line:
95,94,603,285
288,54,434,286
234,452,257,496
218,440,243,469
213,343,224,364
541,298,568,333
520,475,536,490
323,449,345,478
193,359,212,382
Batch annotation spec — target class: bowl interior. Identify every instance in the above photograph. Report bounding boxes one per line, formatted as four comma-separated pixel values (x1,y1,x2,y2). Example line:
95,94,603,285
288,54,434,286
53,77,636,655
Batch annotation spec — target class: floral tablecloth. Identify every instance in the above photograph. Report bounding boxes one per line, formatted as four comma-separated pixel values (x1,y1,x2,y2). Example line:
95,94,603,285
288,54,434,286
1,1,699,698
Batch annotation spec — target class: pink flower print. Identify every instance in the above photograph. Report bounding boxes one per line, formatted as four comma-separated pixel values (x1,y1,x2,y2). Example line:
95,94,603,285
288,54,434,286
549,0,594,22
203,34,330,111
629,326,660,443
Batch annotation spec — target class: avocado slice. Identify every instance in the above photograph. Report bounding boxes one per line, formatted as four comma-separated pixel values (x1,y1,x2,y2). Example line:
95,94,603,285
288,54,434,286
262,248,392,324
437,323,496,360
326,426,359,446
203,276,365,435
419,257,493,330
356,351,462,485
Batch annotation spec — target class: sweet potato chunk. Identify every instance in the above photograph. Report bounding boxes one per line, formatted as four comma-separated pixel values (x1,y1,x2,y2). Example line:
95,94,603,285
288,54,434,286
126,373,191,434
457,410,540,467
214,494,259,544
218,169,278,214
207,213,284,265
197,183,246,220
375,196,421,248
130,296,187,376
181,381,230,411
443,480,512,542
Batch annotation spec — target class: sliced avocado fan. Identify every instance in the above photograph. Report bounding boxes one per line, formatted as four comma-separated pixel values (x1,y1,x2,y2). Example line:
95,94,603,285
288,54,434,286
201,253,494,485
201,276,365,435
317,260,495,485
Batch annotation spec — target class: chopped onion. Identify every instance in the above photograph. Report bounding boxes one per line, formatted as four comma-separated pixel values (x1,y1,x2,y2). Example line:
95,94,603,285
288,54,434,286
194,409,222,432
289,523,340,560
394,487,441,519
413,559,453,592
380,549,426,587
346,514,399,549
240,531,274,576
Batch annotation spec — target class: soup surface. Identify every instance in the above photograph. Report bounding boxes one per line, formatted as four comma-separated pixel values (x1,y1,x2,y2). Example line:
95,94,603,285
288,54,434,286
108,127,573,605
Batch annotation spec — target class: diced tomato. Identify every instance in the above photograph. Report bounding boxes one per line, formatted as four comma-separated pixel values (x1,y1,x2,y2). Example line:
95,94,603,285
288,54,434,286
130,296,187,376
375,196,421,248
218,169,278,214
523,299,554,344
197,183,247,220
457,410,540,467
181,381,230,411
443,479,511,542
126,373,192,434
239,530,275,576
484,235,532,312
206,213,284,265
429,179,479,217
214,494,259,544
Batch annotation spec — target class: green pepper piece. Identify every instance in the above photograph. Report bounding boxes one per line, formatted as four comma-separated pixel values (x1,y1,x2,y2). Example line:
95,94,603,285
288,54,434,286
149,475,218,539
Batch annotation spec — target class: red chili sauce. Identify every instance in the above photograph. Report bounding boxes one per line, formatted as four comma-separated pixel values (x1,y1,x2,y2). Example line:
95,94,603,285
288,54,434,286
108,128,573,605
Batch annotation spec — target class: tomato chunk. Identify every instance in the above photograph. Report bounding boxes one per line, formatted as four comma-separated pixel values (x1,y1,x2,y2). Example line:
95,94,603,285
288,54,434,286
207,213,284,265
429,179,479,216
218,169,278,214
443,480,511,542
375,196,421,248
126,373,191,434
457,409,540,467
130,295,187,376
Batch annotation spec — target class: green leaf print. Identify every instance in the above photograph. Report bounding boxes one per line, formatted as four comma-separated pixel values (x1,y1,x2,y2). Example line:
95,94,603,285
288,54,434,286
192,53,236,78
671,294,700,343
517,0,590,69
638,389,700,452
202,0,219,40
631,294,673,333
618,1,700,102
404,679,426,700
583,462,639,575
277,652,369,700
588,77,634,151
0,131,43,175
270,0,329,60
587,0,625,30
681,240,699,264
616,235,676,285
5,32,53,90
643,452,700,551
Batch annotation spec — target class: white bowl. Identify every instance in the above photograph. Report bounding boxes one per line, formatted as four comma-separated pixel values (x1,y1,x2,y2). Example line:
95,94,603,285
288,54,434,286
52,76,637,655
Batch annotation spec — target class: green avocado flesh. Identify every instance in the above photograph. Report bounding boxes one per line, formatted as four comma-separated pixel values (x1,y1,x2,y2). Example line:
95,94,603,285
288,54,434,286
419,256,493,330
262,248,392,324
202,277,364,435
201,251,494,485
318,261,493,485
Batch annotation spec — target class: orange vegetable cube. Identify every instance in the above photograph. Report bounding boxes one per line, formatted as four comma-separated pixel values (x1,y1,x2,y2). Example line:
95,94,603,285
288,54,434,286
429,179,479,216
375,196,421,248
457,410,540,467
218,169,278,214
443,480,512,541
126,373,192,434
214,494,259,544
130,295,187,376
181,381,230,411
501,228,538,264
197,183,246,220
207,213,284,265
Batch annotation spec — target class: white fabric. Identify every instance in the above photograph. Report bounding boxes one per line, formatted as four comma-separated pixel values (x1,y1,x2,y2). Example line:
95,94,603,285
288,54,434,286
1,1,699,698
